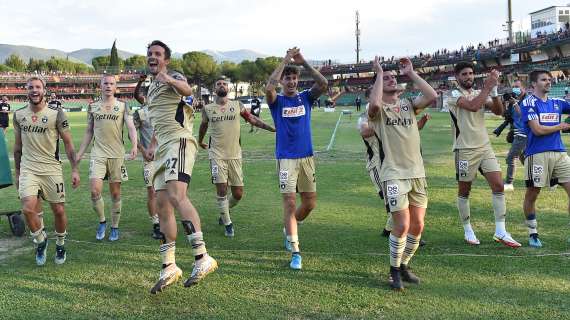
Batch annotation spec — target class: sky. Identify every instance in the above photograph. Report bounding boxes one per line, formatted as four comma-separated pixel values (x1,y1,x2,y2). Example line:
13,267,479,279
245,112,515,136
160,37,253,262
0,0,559,63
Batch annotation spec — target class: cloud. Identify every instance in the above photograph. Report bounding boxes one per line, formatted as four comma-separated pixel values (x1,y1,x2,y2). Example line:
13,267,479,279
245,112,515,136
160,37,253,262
0,0,555,63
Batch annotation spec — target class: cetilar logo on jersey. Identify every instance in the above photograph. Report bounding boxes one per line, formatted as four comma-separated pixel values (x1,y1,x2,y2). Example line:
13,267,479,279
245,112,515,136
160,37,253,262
540,113,559,123
282,104,306,118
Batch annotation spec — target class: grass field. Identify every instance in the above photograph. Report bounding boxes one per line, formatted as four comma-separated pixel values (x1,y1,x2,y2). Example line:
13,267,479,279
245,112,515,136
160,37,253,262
1,108,570,319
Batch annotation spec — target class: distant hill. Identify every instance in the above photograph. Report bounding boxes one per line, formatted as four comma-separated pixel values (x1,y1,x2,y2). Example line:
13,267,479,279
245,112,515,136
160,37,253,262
0,44,84,64
200,49,268,63
68,48,137,64
0,44,270,67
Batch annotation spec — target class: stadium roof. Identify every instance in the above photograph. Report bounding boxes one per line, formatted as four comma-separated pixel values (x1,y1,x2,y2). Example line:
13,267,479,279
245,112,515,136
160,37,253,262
529,5,570,15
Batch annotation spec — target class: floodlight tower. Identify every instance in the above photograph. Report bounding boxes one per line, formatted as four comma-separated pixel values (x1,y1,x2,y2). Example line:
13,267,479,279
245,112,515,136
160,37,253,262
506,0,514,44
355,10,361,64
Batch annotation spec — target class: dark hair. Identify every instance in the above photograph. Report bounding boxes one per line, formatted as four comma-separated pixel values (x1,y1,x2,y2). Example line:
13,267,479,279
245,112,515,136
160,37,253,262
282,65,300,78
147,40,171,60
529,69,552,83
216,75,229,83
454,61,475,74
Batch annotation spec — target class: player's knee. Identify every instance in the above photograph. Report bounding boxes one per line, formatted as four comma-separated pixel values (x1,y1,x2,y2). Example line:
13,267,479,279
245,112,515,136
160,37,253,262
216,188,228,197
52,205,66,217
304,199,316,212
167,192,184,208
91,191,102,200
232,189,243,201
21,205,36,217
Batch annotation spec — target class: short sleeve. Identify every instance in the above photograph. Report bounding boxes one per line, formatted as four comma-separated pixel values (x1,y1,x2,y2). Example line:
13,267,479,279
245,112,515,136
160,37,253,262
169,71,187,82
521,102,538,123
56,109,70,133
447,90,461,111
560,99,570,114
302,89,316,104
269,95,279,109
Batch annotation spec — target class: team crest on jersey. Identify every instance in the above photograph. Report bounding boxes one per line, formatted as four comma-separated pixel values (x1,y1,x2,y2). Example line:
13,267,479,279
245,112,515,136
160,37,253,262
539,113,559,123
114,106,119,112
282,105,306,118
41,116,48,123
229,106,235,112
402,105,409,112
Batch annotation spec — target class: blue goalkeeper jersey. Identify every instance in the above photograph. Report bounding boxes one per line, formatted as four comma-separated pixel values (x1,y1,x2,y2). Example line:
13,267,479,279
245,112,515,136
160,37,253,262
521,94,570,156
269,90,315,159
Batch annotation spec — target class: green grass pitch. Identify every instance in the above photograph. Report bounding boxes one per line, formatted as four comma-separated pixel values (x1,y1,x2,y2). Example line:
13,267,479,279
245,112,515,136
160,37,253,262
0,108,569,319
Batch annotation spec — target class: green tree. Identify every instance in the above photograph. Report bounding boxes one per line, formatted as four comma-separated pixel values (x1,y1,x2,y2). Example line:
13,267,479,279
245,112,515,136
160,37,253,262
109,40,120,72
182,51,218,85
220,61,241,97
4,54,26,72
27,58,48,73
124,55,147,70
92,55,111,70
0,64,14,72
169,58,184,72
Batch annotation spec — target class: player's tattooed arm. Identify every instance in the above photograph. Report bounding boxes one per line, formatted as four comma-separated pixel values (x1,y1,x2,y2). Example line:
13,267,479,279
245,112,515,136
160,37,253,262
143,134,156,162
368,56,383,119
266,48,297,105
134,74,147,105
76,110,95,164
241,109,275,132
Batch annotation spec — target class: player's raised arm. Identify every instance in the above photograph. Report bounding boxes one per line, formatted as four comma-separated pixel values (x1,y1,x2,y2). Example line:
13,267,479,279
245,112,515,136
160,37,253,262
398,58,437,113
368,56,383,119
155,71,192,96
291,49,328,100
484,70,503,116
239,103,275,132
75,104,95,164
265,48,296,105
457,70,497,113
